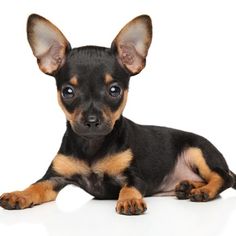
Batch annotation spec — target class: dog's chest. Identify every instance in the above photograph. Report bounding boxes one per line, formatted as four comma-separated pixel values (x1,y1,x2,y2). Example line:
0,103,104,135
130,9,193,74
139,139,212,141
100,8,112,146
53,150,132,198
71,153,130,198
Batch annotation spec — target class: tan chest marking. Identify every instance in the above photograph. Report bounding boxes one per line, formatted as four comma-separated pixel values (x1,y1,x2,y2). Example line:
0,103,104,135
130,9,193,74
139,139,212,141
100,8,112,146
93,149,132,175
52,149,133,177
53,154,90,176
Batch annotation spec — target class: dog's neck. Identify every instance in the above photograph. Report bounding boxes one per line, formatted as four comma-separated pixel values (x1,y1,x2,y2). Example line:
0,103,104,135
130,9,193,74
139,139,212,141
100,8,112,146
62,117,125,161
80,136,105,158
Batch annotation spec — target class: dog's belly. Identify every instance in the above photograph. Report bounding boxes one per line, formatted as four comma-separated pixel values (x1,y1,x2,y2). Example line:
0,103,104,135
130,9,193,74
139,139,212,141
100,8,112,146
70,173,125,199
155,152,204,196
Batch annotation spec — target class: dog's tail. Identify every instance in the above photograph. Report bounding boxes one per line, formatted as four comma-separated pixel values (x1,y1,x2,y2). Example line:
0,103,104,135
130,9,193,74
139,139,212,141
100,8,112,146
230,170,236,189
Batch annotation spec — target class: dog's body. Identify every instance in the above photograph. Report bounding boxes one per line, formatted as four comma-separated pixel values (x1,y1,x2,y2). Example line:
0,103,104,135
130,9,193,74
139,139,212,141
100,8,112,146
0,14,235,215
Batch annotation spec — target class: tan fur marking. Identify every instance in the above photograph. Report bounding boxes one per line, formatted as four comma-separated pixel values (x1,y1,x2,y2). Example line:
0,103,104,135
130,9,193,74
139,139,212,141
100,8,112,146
93,149,133,175
186,148,212,181
175,180,206,192
70,76,78,86
110,90,128,126
188,180,206,189
118,186,142,201
190,173,224,199
116,186,147,214
186,147,224,199
102,90,128,127
57,91,80,124
53,154,90,177
104,73,113,84
57,85,127,130
24,181,57,204
57,91,73,121
53,149,132,177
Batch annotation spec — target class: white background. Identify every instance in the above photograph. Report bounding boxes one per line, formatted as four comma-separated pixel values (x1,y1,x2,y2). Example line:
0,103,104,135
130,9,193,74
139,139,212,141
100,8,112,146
0,0,236,235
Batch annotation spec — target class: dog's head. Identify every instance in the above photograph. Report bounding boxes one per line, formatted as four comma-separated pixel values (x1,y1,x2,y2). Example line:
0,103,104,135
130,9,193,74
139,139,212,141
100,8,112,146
27,14,152,138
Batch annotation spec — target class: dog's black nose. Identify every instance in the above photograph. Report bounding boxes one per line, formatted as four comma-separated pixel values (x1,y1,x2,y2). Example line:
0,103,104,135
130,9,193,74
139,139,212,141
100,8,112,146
85,115,100,128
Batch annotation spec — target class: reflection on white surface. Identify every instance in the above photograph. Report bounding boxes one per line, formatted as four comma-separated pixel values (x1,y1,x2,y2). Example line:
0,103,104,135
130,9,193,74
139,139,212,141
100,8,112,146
1,187,236,236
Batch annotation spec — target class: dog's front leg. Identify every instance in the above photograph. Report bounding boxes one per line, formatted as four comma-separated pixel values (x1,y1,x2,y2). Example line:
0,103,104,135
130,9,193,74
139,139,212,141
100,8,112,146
0,181,59,210
0,158,68,210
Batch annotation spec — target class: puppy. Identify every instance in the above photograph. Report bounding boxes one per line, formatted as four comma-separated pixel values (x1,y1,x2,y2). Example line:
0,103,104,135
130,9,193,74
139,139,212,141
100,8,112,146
0,14,235,215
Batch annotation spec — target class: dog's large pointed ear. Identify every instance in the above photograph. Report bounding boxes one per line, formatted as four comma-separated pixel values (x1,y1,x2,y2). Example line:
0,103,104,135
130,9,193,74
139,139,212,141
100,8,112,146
111,15,152,75
27,14,71,75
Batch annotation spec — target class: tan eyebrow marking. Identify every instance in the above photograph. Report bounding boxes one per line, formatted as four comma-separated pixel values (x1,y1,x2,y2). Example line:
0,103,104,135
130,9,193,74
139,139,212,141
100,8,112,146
69,76,78,86
104,73,113,84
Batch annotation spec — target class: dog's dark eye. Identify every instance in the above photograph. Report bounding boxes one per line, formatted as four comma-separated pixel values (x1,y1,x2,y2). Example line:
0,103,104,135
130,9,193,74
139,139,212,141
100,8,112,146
62,86,75,99
109,85,121,97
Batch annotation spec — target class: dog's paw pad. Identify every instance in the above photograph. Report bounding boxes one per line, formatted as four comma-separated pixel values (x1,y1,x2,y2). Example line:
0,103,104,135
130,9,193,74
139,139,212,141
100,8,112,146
116,198,147,215
175,180,193,199
0,192,33,210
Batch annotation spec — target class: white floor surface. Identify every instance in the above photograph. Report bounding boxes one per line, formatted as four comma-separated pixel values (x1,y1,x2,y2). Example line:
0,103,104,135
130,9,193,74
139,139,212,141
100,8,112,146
1,186,236,236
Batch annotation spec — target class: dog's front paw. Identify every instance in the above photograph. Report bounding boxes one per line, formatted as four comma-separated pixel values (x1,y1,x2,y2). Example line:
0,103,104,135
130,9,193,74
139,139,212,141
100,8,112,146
116,198,147,215
0,192,34,210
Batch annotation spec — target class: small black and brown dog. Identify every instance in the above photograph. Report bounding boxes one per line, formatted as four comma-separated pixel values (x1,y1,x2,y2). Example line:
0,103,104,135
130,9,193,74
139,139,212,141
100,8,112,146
0,14,235,215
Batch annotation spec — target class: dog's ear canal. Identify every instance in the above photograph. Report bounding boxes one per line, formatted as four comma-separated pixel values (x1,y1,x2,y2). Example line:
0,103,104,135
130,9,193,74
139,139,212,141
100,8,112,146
27,14,71,75
111,15,152,75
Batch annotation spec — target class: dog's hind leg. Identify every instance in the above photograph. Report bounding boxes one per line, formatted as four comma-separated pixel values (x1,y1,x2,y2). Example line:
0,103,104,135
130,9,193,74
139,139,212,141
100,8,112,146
175,147,234,201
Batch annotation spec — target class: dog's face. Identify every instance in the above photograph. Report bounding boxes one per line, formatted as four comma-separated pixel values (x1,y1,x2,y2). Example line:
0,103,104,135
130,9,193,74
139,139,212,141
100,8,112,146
27,14,152,137
55,47,130,137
